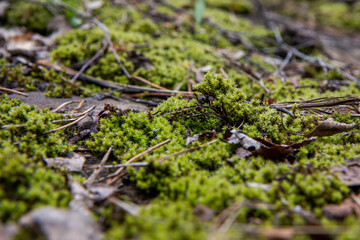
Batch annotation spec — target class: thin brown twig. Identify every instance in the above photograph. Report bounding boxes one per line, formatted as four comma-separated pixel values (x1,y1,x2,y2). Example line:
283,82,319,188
71,42,109,83
127,92,194,98
44,105,95,134
71,100,86,114
0,86,28,97
84,146,113,185
52,100,83,113
157,139,217,162
130,75,169,90
107,139,171,185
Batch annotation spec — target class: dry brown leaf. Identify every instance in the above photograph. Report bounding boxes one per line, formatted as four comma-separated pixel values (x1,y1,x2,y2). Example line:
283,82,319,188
226,130,316,161
330,158,360,188
305,118,359,138
322,197,360,221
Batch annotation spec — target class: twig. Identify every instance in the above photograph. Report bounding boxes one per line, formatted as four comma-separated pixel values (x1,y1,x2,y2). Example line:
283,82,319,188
89,162,149,169
36,59,194,97
127,92,194,98
281,43,359,85
44,105,95,134
71,100,86,114
107,139,171,185
276,49,293,81
130,75,169,90
52,100,83,113
157,139,217,162
62,104,96,117
71,42,109,83
108,196,140,216
84,146,112,185
51,0,131,79
0,124,26,129
272,97,360,110
0,86,28,97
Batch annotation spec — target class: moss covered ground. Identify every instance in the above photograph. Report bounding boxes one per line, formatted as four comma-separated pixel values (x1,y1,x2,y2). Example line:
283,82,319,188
1,0,360,239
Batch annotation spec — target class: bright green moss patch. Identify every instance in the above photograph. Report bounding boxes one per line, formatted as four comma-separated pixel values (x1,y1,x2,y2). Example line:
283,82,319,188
0,96,74,222
7,1,53,34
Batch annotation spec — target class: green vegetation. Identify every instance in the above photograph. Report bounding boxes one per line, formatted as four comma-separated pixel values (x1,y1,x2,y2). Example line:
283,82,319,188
0,97,73,222
2,0,360,239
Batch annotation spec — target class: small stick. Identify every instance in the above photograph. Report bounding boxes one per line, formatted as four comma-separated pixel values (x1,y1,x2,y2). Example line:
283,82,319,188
157,139,217,162
107,139,171,185
52,100,83,113
108,196,140,216
62,104,95,117
84,146,112,185
0,86,28,97
89,162,149,169
130,75,169,90
127,92,194,98
71,100,86,114
71,42,109,83
44,105,95,134
1,124,26,129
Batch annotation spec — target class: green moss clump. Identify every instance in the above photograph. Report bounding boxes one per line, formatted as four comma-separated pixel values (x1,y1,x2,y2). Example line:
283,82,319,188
87,110,187,161
0,97,73,158
0,142,71,222
0,97,74,222
7,1,53,34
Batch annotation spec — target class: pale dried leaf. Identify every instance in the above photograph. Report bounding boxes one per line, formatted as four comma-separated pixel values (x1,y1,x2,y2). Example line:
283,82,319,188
19,207,102,240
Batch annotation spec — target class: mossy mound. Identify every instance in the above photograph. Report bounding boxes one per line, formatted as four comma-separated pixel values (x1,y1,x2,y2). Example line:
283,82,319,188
0,96,73,222
86,73,359,239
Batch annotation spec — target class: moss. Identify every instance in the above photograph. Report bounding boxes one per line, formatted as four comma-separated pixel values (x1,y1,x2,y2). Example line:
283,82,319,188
0,97,74,222
106,201,206,240
0,60,83,97
7,1,53,34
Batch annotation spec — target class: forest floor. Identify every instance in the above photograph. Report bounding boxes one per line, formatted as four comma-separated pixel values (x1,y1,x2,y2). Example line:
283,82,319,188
1,0,360,239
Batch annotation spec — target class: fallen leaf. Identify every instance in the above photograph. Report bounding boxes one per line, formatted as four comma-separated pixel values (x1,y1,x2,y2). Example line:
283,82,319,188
18,207,102,240
329,158,360,188
44,153,86,172
305,118,359,138
226,130,316,161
